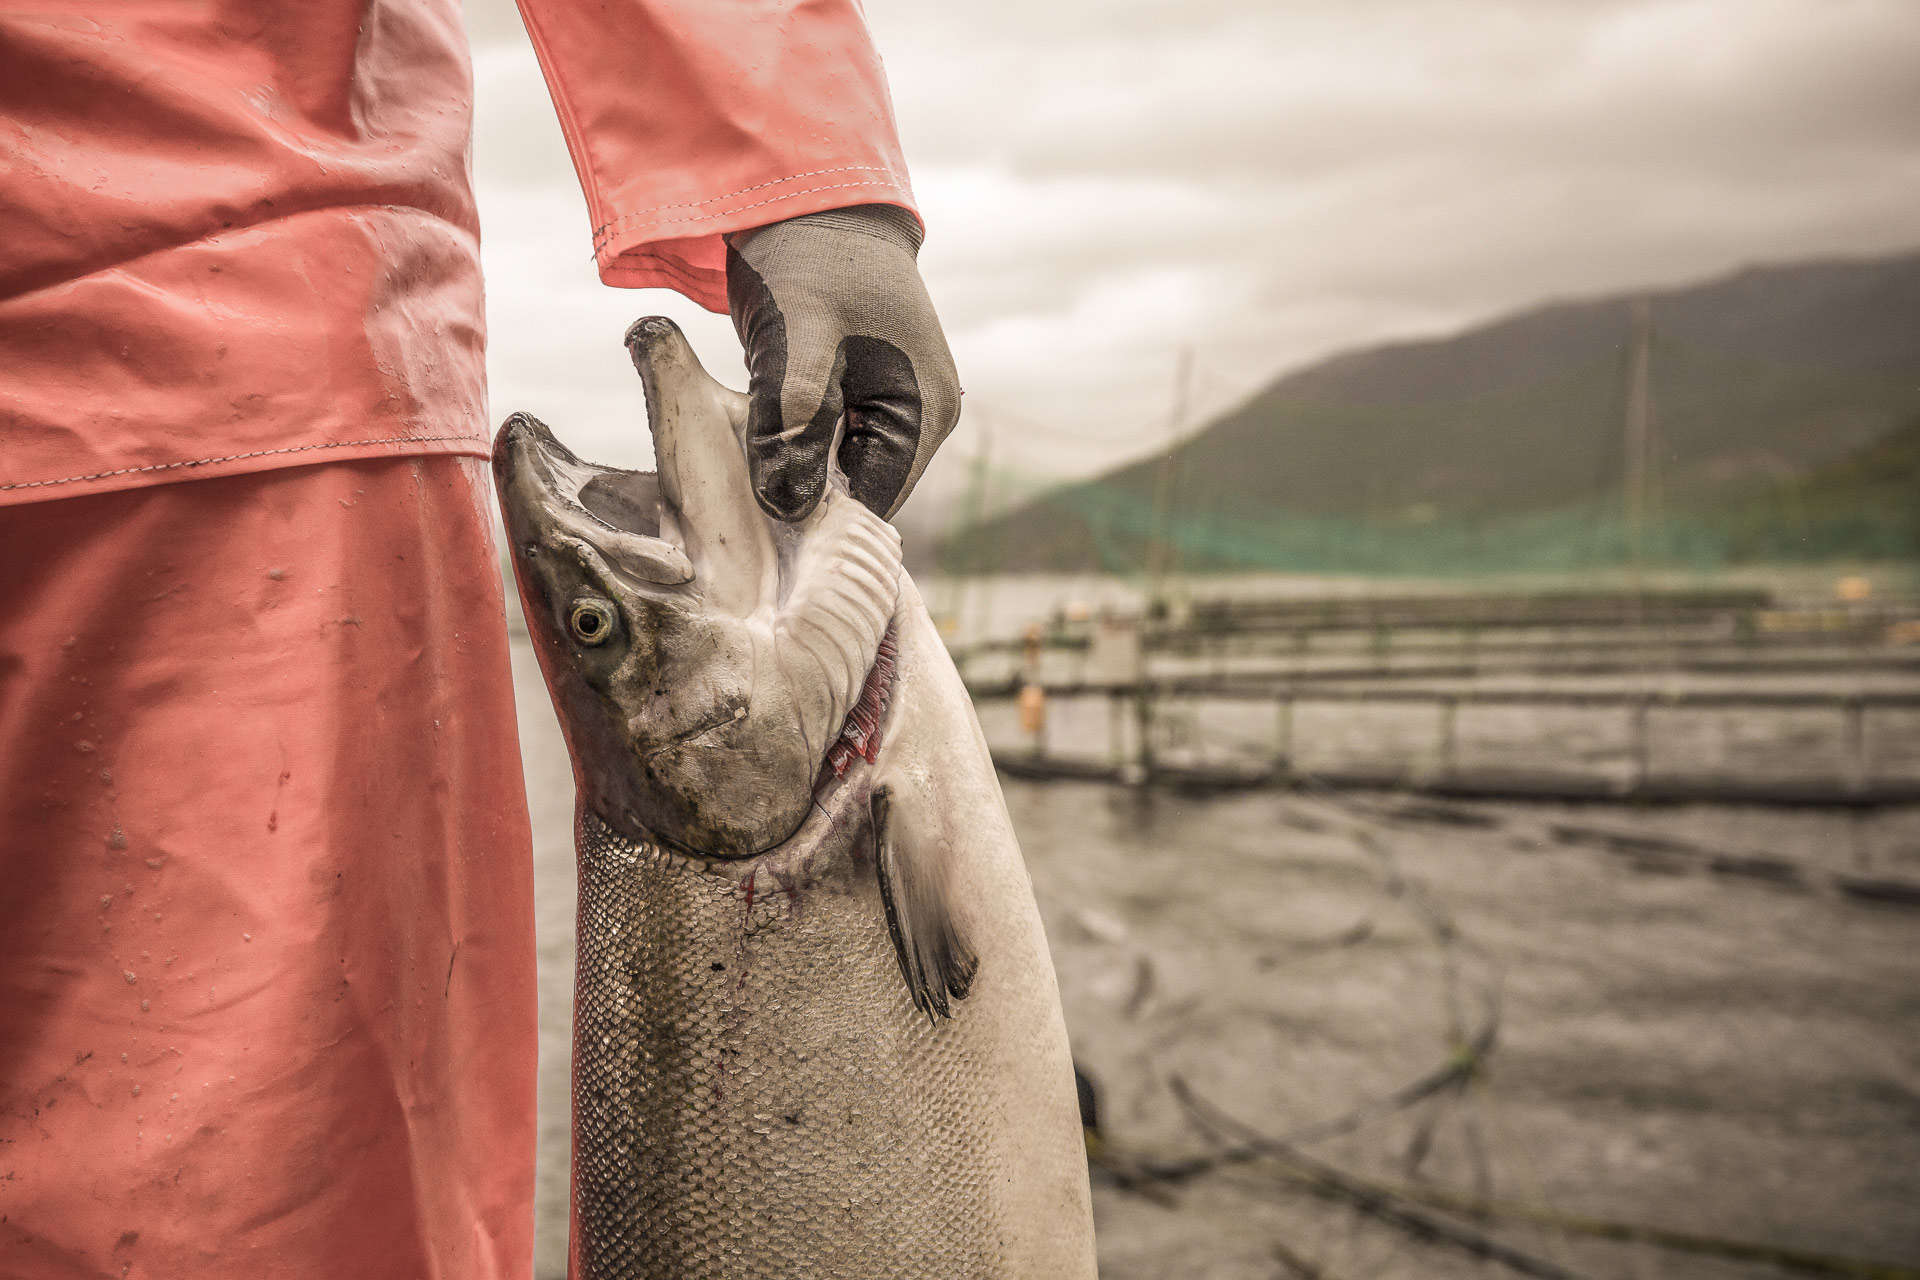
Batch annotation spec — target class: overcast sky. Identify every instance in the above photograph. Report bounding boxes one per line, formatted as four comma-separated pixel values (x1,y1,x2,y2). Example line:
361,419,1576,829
463,0,1920,530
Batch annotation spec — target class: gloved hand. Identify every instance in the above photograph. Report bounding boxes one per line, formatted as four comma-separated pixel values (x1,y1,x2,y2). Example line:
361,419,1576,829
726,204,960,522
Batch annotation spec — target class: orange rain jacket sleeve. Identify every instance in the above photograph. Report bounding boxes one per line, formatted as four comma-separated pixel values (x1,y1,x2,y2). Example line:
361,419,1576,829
516,0,920,307
0,0,918,507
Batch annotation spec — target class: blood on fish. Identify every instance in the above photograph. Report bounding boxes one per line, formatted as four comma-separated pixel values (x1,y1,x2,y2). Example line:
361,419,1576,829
819,627,896,785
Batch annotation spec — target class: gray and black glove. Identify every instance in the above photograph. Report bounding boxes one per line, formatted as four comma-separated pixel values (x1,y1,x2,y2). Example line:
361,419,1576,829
726,204,960,521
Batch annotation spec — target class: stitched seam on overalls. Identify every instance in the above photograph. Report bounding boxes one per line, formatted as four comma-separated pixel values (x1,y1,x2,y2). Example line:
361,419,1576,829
1,435,483,492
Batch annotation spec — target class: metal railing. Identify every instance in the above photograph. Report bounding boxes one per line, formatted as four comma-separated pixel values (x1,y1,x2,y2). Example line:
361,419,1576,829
975,682,1920,807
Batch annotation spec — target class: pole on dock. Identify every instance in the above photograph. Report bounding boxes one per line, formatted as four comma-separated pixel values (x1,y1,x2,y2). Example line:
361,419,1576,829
1134,346,1196,784
1274,696,1295,778
1145,346,1195,622
1843,695,1867,795
1623,300,1657,623
965,417,998,647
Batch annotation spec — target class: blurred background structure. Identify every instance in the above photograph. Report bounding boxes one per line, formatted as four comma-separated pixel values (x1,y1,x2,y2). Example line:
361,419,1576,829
464,0,1920,1275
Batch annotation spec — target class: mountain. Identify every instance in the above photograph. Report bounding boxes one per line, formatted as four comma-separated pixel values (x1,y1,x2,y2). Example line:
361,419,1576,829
951,250,1920,575
1693,413,1920,563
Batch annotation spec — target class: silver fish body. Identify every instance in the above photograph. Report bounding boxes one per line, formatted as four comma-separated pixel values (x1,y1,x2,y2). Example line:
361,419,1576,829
497,319,1095,1278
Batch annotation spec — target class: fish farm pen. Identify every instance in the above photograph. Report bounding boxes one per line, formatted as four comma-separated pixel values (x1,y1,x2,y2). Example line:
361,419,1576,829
931,580,1920,1279
509,578,1920,1279
956,587,1920,807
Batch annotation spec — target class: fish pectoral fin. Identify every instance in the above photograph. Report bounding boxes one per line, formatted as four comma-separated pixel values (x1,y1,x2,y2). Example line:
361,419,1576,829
871,786,977,1022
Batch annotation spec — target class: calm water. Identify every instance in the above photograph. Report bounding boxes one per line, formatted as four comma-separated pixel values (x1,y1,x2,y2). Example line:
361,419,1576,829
509,609,1920,1278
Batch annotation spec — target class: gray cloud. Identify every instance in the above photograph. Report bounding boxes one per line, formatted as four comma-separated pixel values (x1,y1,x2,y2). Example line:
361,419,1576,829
464,0,1920,532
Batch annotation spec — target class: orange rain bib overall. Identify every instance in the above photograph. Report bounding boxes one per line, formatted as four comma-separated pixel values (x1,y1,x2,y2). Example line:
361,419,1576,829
0,3,917,1276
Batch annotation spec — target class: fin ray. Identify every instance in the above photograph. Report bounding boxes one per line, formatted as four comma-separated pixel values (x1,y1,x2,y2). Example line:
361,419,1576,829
872,787,977,1021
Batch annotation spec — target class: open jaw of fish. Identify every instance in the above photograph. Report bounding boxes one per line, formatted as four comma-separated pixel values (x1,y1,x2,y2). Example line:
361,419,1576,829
494,317,1097,1279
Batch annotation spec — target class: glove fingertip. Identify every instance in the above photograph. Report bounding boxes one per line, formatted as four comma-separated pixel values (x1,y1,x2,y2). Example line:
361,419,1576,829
750,456,828,523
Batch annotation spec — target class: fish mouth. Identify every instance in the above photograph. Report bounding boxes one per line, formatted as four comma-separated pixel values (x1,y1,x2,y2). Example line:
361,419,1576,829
495,317,902,860
622,318,776,613
495,318,778,603
494,411,695,586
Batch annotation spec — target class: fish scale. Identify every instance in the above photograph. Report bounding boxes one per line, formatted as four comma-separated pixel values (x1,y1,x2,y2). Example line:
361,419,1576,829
570,811,1003,1278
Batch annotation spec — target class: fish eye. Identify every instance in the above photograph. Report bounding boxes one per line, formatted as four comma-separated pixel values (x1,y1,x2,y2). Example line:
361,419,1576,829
568,598,617,647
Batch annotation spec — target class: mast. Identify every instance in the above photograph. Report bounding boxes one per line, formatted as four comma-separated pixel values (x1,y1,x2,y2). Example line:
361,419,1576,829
1146,345,1196,621
1623,300,1654,605
963,416,997,646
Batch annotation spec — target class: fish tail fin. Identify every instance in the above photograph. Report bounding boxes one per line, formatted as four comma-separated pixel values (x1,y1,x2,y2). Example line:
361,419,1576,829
871,786,977,1021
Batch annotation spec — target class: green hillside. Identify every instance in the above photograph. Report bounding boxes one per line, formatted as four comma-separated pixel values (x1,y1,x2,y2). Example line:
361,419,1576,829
1696,414,1920,563
950,251,1920,577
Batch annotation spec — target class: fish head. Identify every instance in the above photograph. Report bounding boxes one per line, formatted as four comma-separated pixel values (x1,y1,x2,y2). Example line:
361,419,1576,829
495,317,901,858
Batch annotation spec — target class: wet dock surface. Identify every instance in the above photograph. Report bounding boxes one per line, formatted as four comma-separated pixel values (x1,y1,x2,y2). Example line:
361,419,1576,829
512,633,1920,1278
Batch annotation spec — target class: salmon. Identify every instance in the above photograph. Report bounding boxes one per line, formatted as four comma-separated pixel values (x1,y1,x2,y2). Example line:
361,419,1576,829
494,317,1096,1278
